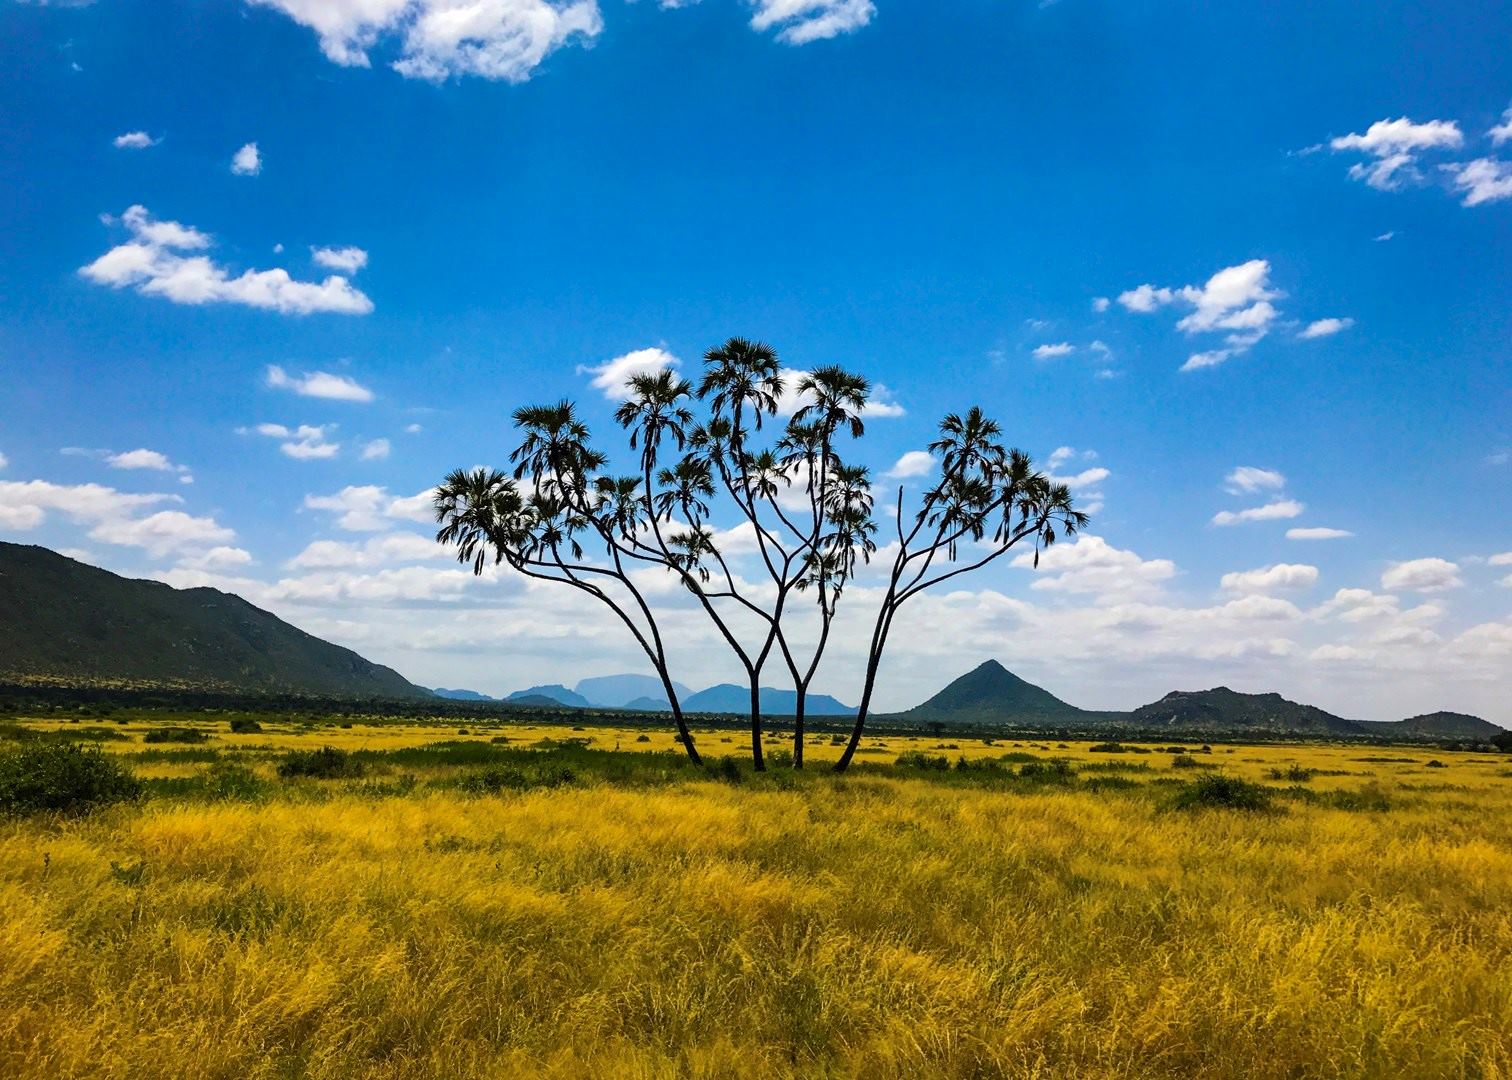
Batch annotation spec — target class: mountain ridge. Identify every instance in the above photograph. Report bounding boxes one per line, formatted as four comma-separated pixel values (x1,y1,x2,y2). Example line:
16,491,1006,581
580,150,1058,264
0,543,428,699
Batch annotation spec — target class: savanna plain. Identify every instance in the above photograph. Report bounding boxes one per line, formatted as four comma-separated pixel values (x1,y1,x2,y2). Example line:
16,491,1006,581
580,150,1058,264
2,714,1510,1079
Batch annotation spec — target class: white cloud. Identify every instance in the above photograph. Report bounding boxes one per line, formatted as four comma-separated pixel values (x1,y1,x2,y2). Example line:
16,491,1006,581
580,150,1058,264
112,131,157,149
360,438,392,461
178,546,255,571
311,245,369,273
1211,499,1304,526
0,451,9,470
749,0,876,45
248,0,603,82
579,346,679,400
1224,466,1285,495
885,450,934,479
1329,117,1464,191
87,511,234,557
1287,526,1353,541
1444,158,1512,207
231,142,263,176
266,364,375,402
288,531,446,570
404,423,423,434
1491,107,1512,146
1488,552,1512,567
1118,260,1283,372
1374,231,1395,242
0,479,178,533
1220,563,1319,594
81,206,373,316
1381,557,1462,593
1299,317,1354,339
1033,342,1075,360
243,422,342,459
1091,297,1110,313
1330,118,1465,155
304,485,437,531
1010,534,1176,600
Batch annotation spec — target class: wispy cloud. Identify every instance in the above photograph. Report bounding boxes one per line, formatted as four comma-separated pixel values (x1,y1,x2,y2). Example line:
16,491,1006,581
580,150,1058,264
266,365,375,402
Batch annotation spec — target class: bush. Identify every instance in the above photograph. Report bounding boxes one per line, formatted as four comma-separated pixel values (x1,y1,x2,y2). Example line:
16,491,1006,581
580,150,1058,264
1089,742,1128,754
1019,760,1076,783
1170,773,1274,812
712,756,744,784
1266,764,1316,782
228,718,262,734
1426,759,1447,769
277,746,366,780
205,761,269,801
0,743,142,815
894,751,950,770
635,734,651,743
1171,754,1202,769
143,727,209,744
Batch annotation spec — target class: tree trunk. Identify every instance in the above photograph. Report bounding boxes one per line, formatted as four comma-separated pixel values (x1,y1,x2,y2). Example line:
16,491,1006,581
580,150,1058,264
833,645,885,773
792,686,806,768
749,681,766,771
661,670,701,765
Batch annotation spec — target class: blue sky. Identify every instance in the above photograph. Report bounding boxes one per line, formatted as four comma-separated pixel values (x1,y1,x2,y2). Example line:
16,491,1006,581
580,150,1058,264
2,0,1510,720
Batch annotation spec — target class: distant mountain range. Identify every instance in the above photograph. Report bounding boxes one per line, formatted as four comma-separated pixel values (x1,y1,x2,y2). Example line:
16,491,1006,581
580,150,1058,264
4,544,1500,738
490,676,857,716
0,543,427,699
897,659,1504,738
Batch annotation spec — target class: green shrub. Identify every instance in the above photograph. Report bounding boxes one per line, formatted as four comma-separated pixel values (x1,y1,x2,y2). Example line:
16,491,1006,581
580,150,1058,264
1266,764,1315,782
1171,754,1202,769
712,756,744,784
143,727,209,745
0,743,141,815
277,746,365,780
894,751,951,770
205,761,269,801
1426,759,1447,769
1019,760,1076,783
1089,742,1127,754
1169,772,1274,812
635,734,651,743
228,718,263,734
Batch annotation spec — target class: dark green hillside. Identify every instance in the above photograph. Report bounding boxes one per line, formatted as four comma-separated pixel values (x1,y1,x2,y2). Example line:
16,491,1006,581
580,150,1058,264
1129,686,1359,735
900,660,1104,725
1358,712,1503,739
0,543,428,699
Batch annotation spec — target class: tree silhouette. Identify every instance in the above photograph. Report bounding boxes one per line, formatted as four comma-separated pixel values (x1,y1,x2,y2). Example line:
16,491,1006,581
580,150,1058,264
832,407,1085,772
434,343,1086,772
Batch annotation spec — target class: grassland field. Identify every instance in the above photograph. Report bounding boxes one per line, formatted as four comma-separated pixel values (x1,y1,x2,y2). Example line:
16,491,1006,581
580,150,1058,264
2,711,1510,1078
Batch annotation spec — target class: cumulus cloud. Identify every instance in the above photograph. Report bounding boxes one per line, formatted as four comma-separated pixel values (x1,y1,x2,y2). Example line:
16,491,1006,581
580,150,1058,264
247,0,603,82
112,131,157,149
231,142,262,176
1381,557,1462,593
1117,260,1283,372
311,245,369,272
0,478,234,558
242,422,341,460
1329,117,1464,190
1224,466,1285,495
1220,563,1320,594
1299,317,1354,339
80,206,373,316
749,0,876,45
90,511,235,557
1287,526,1353,540
1443,158,1512,207
360,438,391,461
579,346,679,400
885,450,934,479
266,364,375,402
1033,342,1075,360
1010,534,1176,600
1211,499,1304,526
287,531,447,570
304,485,438,531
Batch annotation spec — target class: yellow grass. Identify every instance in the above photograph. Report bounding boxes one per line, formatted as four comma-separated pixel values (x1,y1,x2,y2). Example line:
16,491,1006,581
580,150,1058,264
2,722,1510,1078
